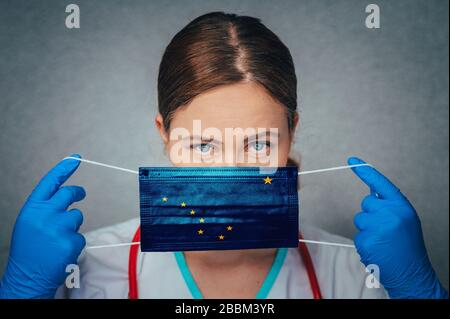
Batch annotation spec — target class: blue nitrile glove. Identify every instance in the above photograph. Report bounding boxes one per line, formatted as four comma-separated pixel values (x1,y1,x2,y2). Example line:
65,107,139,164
348,157,448,299
0,155,86,299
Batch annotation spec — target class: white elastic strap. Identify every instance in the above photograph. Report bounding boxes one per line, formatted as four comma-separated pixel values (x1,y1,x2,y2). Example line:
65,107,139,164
63,156,372,176
62,156,366,250
86,239,355,250
297,163,373,175
63,157,139,175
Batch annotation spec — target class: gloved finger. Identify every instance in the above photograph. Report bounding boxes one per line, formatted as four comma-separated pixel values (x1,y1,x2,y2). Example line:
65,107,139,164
353,232,369,263
354,211,375,230
48,186,86,210
354,231,364,248
370,189,380,198
348,157,404,200
28,154,82,201
361,194,382,212
53,208,84,231
66,233,86,263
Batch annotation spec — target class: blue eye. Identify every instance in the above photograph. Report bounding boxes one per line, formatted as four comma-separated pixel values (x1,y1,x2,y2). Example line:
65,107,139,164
194,143,212,153
251,142,267,152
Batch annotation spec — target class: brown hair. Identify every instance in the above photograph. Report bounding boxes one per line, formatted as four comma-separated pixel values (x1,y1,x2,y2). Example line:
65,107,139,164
157,11,299,167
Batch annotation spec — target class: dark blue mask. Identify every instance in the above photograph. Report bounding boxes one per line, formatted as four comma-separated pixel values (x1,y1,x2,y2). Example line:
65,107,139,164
138,167,298,252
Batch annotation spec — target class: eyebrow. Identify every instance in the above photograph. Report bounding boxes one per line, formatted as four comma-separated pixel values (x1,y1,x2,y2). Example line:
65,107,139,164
181,130,280,144
182,135,216,143
245,130,280,141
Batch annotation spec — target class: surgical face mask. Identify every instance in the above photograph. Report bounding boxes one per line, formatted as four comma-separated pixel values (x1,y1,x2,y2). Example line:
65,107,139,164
138,166,299,252
62,157,369,250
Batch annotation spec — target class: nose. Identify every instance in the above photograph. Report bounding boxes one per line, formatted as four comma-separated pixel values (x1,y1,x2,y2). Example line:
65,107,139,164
222,142,247,167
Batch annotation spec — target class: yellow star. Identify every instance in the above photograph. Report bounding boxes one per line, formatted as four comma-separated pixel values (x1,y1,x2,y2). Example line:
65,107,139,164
162,197,168,202
190,209,196,215
197,229,204,235
180,202,187,207
226,225,233,231
199,218,205,223
218,235,225,240
263,176,272,184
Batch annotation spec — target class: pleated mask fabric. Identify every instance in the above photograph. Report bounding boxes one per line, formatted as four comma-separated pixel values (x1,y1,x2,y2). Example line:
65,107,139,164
138,167,299,252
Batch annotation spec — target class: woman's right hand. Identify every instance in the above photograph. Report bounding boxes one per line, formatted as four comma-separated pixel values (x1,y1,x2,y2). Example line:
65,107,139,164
0,155,86,299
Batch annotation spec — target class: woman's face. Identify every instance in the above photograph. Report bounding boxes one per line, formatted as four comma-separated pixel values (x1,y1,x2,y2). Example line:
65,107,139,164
156,81,297,167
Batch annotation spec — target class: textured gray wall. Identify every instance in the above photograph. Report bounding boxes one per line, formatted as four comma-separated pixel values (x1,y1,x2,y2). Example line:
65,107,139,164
0,0,448,290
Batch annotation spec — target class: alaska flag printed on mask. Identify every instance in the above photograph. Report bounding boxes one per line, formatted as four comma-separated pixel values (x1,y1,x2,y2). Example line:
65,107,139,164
138,167,299,252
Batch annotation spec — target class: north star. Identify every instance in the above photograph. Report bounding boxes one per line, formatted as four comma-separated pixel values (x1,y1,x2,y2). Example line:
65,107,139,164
175,303,210,317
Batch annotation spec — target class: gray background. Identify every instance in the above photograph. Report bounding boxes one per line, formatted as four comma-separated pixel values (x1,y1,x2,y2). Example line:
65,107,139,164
0,0,448,289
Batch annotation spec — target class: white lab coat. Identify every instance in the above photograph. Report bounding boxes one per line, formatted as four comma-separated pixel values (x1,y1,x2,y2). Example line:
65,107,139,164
56,218,387,299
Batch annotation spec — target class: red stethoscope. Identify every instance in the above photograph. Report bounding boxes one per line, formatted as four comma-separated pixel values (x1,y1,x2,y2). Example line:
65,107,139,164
128,227,322,299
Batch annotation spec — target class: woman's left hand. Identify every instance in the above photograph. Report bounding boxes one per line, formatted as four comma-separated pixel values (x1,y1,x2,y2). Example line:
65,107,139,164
348,157,448,299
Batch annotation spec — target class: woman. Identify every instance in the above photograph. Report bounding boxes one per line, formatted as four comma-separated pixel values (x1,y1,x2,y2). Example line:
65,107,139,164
0,12,447,299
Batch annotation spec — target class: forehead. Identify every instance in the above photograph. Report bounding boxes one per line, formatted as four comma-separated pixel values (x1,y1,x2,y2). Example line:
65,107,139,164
169,82,288,131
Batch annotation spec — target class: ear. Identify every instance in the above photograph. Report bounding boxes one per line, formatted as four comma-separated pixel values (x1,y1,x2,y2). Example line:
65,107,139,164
155,113,169,144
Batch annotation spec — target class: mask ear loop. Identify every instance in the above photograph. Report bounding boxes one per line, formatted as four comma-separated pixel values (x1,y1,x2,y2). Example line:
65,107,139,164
85,238,356,250
297,163,373,176
62,156,372,250
63,157,138,174
62,157,372,176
